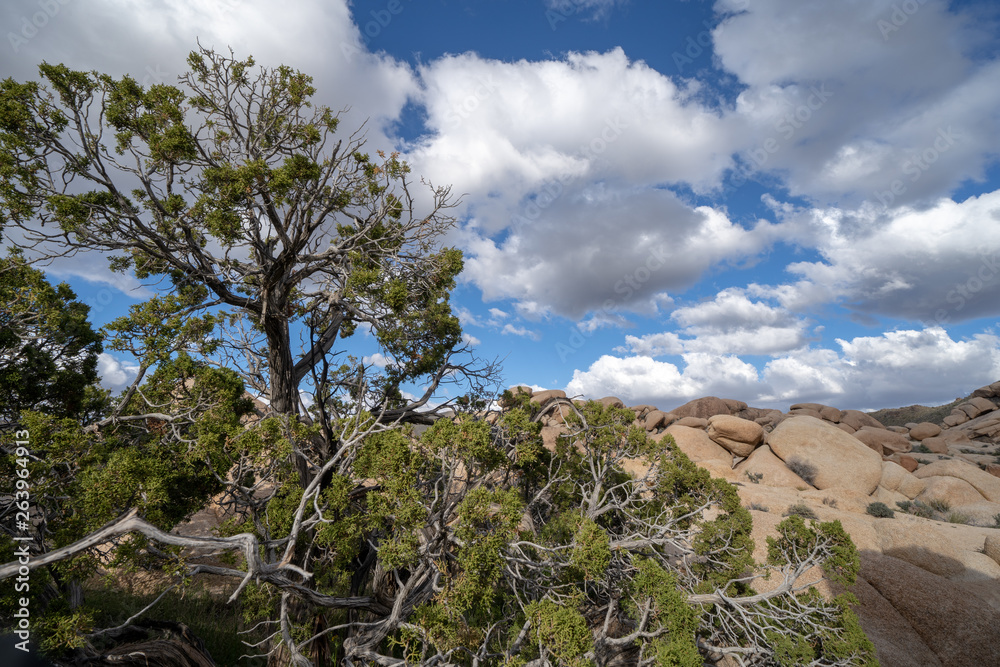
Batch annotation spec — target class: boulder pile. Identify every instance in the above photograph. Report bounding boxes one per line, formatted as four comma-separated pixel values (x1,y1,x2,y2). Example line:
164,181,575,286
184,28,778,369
514,381,1000,667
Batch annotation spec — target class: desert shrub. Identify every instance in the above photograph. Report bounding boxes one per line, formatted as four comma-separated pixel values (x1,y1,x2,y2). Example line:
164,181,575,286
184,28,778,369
784,502,818,520
823,497,839,508
911,444,931,454
993,513,1000,529
746,502,769,512
785,458,818,486
865,502,895,518
947,512,970,525
928,498,951,513
896,500,935,519
745,471,764,484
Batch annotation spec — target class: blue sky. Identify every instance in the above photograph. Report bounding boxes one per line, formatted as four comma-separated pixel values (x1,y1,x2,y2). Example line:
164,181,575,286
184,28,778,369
3,0,1000,411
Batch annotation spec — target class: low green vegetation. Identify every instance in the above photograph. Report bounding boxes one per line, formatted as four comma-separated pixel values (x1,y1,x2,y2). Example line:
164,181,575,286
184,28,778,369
865,502,895,518
785,502,819,520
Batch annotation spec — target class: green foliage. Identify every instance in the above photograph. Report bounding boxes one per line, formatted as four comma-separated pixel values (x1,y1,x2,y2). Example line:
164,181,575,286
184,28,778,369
447,487,523,613
35,609,93,653
525,600,593,667
0,249,104,426
865,502,895,518
569,517,610,581
768,516,860,588
784,502,819,520
630,558,702,667
763,519,875,665
896,499,935,519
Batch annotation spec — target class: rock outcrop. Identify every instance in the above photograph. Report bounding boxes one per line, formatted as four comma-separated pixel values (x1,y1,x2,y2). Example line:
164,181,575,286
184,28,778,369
706,414,764,457
767,417,883,494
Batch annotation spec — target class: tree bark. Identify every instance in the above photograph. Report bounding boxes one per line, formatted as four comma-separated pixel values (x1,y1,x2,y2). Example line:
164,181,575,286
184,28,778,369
262,293,298,417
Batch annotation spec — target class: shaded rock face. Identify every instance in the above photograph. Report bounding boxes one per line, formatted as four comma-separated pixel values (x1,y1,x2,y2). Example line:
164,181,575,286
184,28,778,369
641,409,674,431
674,416,708,428
858,551,1000,667
851,575,943,667
766,417,883,494
667,396,734,420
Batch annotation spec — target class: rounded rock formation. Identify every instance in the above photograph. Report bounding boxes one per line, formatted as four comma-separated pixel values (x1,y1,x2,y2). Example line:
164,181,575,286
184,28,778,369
766,416,883,494
706,414,764,457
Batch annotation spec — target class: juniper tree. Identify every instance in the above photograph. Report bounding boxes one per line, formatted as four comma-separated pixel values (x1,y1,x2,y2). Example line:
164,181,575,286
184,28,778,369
0,45,493,662
0,44,473,429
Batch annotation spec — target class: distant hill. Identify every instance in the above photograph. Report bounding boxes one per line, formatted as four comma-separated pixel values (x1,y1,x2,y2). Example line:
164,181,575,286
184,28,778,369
868,396,967,427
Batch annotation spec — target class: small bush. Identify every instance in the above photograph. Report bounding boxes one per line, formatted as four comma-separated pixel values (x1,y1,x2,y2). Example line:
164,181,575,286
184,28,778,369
927,498,951,513
948,512,970,525
784,502,818,520
911,443,931,454
822,497,838,508
785,458,818,486
745,471,764,484
746,501,769,512
993,513,1000,529
897,500,934,519
866,502,895,518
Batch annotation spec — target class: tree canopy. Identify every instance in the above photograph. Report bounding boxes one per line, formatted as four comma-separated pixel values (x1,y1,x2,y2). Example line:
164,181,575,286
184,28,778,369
0,249,104,429
0,47,877,667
